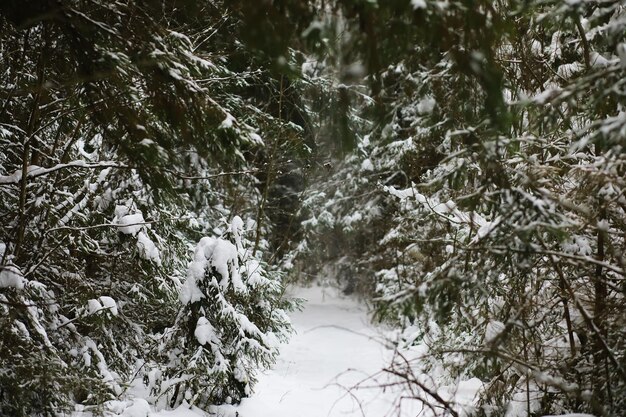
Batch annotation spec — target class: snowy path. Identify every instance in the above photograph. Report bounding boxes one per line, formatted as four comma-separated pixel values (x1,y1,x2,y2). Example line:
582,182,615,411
76,284,481,417
217,284,409,417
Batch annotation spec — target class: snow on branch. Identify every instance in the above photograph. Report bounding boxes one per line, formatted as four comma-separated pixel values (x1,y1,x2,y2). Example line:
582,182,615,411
0,161,128,185
45,221,157,235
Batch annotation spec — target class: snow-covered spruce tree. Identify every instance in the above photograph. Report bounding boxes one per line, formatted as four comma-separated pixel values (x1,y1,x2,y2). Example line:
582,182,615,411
282,0,626,416
156,217,291,408
0,1,303,415
372,3,626,416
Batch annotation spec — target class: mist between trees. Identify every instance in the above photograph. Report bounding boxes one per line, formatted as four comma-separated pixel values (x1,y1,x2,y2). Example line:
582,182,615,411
0,1,624,416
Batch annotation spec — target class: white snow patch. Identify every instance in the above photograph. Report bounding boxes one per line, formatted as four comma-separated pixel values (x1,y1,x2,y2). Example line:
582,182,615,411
180,236,244,305
121,399,151,417
99,296,118,315
533,87,561,104
87,299,102,315
361,158,374,172
505,383,542,417
219,113,236,129
216,285,425,417
73,285,487,417
194,317,218,346
473,216,501,242
437,377,484,416
0,264,26,289
384,184,426,203
540,414,595,417
590,51,611,67
230,216,244,250
411,0,427,10
417,96,436,113
248,132,264,145
86,296,118,315
137,231,162,265
116,213,146,235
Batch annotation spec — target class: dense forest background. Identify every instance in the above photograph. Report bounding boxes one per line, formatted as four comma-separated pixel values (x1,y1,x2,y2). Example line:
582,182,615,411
0,1,625,416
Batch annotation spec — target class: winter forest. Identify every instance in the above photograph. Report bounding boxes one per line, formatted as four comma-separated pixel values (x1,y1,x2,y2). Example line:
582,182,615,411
1,1,625,417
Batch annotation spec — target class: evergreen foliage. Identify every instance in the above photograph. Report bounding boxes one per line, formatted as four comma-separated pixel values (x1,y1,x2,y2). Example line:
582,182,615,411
156,217,291,408
1,0,625,416
0,1,301,415
292,1,626,416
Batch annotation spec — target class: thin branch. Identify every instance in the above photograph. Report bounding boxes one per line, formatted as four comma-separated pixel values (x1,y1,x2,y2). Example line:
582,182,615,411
0,161,129,185
168,169,260,180
45,221,156,235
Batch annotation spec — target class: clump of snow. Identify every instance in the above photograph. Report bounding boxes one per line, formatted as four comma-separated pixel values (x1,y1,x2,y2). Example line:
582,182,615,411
116,213,146,235
220,113,236,129
417,96,436,114
112,205,163,265
530,39,543,55
87,299,102,315
137,231,162,265
343,211,363,228
597,219,610,231
95,399,144,416
194,317,218,346
103,400,127,415
532,370,578,392
99,296,118,315
0,264,26,289
212,239,242,291
343,61,366,79
82,338,123,395
505,382,542,417
411,0,427,10
244,259,269,287
113,205,144,234
231,216,244,249
473,216,501,242
533,87,561,104
86,296,118,315
180,235,245,305
302,20,324,38
301,59,319,76
385,184,427,203
557,62,583,79
562,236,593,256
360,158,374,172
0,169,21,184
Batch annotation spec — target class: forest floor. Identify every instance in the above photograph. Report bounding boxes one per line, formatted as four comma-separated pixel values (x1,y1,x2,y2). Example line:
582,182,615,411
77,284,481,417
214,283,415,417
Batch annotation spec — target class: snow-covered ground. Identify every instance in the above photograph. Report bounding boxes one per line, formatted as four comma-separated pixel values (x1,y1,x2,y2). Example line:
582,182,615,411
216,284,416,417
74,284,481,417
